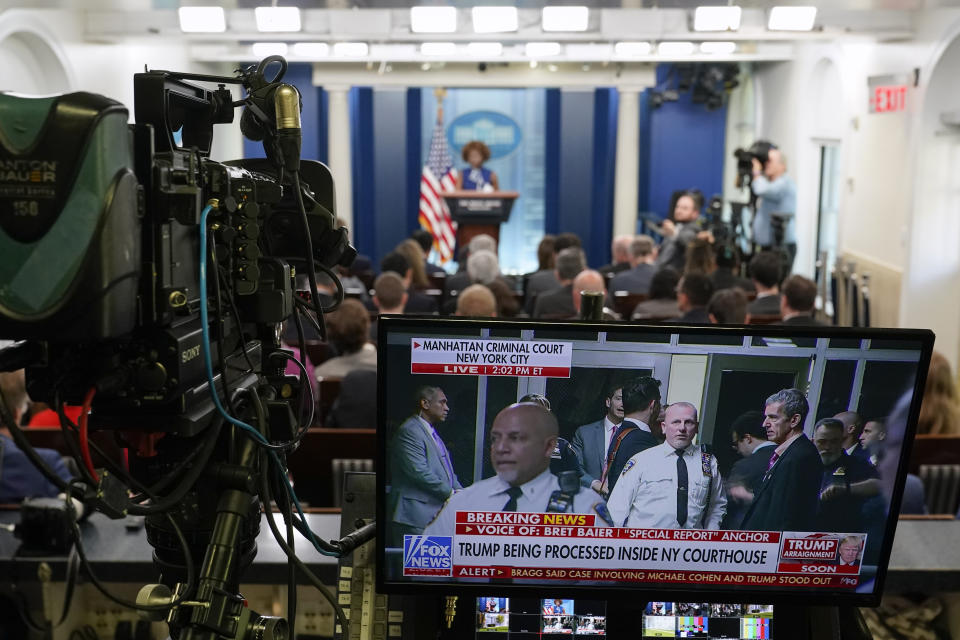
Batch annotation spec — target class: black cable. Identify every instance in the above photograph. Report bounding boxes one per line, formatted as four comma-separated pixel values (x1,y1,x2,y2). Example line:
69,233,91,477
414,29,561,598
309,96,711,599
291,300,313,428
259,450,349,636
293,298,325,340
54,392,98,486
70,508,195,612
315,262,345,315
210,233,242,419
291,171,331,340
217,261,257,375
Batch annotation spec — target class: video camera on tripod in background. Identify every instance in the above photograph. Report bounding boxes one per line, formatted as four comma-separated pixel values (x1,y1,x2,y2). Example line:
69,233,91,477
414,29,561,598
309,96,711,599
0,55,365,640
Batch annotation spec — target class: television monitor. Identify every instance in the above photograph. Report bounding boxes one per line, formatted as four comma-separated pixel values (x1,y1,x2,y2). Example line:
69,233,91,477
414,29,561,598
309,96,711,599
474,598,607,639
377,317,933,606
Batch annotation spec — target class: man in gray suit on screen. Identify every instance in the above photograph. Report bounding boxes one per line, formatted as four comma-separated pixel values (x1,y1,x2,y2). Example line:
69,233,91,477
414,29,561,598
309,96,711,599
388,386,462,546
572,384,624,494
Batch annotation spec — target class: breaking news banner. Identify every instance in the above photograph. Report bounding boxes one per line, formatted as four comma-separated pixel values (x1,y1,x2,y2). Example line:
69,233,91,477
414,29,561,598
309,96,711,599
403,513,866,589
410,337,573,378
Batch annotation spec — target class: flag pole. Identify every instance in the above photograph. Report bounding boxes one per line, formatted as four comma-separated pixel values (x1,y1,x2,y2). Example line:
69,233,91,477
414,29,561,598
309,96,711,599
434,87,447,124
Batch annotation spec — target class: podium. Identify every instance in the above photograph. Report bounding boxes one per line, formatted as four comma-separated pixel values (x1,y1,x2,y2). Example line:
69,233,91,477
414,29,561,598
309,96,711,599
443,190,518,252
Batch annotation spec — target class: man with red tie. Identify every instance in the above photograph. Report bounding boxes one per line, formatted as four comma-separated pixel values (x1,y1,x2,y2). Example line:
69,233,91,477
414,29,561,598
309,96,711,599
740,388,822,532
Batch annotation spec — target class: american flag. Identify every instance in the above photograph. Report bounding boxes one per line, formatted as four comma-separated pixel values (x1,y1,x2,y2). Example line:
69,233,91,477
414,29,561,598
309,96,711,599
419,107,458,263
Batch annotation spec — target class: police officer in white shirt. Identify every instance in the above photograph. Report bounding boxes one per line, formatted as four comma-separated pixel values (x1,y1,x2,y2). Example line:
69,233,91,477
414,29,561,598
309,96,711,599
424,402,607,537
606,402,726,529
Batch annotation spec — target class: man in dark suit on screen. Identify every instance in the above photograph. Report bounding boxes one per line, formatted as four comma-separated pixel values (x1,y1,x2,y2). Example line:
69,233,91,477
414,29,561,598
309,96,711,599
740,388,822,532
601,377,662,496
722,411,775,529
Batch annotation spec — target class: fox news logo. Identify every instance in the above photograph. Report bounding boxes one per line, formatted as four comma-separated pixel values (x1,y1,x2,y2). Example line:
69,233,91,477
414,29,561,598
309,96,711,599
403,535,453,576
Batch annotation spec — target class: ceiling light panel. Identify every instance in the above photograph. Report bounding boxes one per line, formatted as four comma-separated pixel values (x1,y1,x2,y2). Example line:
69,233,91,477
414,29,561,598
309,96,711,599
525,42,563,57
410,6,457,33
292,42,330,57
542,6,589,32
178,6,225,33
420,42,457,56
333,42,369,57
768,6,817,31
614,41,652,56
693,6,741,32
700,41,737,54
472,6,518,34
252,42,289,57
658,41,695,56
466,42,503,57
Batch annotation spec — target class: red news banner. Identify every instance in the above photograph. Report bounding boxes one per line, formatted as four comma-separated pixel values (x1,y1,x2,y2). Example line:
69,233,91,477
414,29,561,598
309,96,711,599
410,338,573,378
447,512,863,589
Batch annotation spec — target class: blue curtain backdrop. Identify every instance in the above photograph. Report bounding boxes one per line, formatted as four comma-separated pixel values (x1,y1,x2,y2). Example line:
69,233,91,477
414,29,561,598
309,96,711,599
242,63,327,165
544,88,619,269
421,88,547,275
639,65,728,222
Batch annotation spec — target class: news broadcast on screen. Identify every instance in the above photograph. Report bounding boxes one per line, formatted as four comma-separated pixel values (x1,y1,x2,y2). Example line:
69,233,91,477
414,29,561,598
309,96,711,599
377,317,933,604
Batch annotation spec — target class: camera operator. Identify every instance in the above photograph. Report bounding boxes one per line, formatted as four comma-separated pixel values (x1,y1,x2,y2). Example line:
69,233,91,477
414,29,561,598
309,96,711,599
751,147,797,273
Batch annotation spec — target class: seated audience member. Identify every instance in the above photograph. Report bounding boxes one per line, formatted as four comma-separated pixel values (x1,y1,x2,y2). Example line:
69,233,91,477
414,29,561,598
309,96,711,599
445,234,498,295
657,191,705,271
395,239,431,290
747,250,782,316
487,278,520,318
442,250,516,316
609,235,657,296
370,272,407,341
315,299,377,380
533,247,586,319
707,288,749,324
917,351,960,435
599,235,633,277
572,270,619,320
711,243,755,293
327,368,378,429
631,267,682,321
1,370,72,503
683,237,716,276
779,275,822,325
670,272,714,324
380,251,438,314
526,233,582,314
455,284,498,318
410,228,445,276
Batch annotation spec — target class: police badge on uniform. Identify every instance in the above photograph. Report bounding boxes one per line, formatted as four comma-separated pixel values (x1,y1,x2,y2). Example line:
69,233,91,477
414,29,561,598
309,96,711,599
701,451,713,477
833,466,847,477
622,459,636,475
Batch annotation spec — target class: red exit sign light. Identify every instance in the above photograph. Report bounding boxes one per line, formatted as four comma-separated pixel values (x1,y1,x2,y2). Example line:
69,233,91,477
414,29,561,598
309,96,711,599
871,85,908,113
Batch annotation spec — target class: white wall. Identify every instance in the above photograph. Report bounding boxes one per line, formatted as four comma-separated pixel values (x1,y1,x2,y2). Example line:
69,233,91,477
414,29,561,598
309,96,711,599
0,8,244,160
749,9,960,368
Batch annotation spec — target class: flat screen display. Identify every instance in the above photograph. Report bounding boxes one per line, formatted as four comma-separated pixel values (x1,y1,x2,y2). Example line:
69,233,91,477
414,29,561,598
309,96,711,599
639,600,769,638
474,597,606,638
378,318,932,605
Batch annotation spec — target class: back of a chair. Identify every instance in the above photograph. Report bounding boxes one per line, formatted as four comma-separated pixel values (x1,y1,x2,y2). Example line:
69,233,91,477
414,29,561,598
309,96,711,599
747,314,782,325
317,378,342,426
331,458,375,507
918,464,960,514
612,291,649,320
428,272,447,291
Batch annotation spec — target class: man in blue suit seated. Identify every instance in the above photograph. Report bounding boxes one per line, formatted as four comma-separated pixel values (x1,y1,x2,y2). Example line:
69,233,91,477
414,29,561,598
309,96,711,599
572,384,624,494
0,371,72,504
387,386,462,546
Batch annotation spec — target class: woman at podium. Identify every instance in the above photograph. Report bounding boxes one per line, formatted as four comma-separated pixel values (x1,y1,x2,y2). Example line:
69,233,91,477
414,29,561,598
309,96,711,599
456,140,499,192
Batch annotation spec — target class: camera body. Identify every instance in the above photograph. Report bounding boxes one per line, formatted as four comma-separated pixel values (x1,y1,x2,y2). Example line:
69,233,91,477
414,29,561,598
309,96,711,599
0,62,354,435
732,140,776,187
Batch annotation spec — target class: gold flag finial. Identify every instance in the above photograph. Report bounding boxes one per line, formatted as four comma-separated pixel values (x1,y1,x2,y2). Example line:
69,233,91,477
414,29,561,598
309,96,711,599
434,87,447,123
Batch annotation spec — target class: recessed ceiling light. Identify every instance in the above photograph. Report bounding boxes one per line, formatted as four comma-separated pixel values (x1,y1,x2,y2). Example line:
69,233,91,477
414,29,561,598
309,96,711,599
252,42,289,58
466,42,503,57
292,42,330,57
472,6,518,34
333,42,369,57
614,41,652,56
420,42,457,56
178,6,226,33
410,6,457,34
768,6,817,31
657,41,695,56
700,41,737,55
255,6,301,32
693,6,741,32
541,6,589,32
525,42,563,57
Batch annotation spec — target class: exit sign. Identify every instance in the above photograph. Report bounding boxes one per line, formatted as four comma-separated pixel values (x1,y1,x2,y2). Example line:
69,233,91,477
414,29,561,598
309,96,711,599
868,71,916,114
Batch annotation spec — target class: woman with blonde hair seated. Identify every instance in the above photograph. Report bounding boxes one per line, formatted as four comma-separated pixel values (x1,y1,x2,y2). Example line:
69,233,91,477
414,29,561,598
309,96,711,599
917,351,960,435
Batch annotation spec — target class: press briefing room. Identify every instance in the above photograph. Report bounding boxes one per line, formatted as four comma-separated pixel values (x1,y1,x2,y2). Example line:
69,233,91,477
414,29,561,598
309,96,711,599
6,1,960,638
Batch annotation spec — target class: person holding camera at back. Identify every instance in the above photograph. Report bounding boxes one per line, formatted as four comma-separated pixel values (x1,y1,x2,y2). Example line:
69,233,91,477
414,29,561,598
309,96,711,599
751,146,797,274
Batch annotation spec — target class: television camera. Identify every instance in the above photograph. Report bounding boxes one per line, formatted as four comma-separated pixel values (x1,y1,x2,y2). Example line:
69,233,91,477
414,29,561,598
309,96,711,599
0,56,370,639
